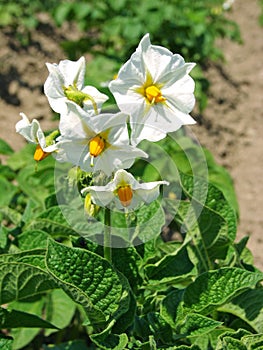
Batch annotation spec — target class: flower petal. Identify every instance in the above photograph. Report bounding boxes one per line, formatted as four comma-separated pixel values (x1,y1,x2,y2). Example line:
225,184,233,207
57,56,86,89
16,113,45,145
83,186,115,207
134,180,169,203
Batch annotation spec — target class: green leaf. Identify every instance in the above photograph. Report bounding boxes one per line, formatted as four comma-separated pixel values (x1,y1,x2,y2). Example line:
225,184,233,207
135,200,166,243
43,340,88,350
0,206,22,225
204,147,239,217
218,288,263,333
0,335,13,350
180,172,237,243
112,246,143,293
45,239,128,327
145,244,195,285
0,138,14,155
20,198,38,224
0,164,16,181
216,329,252,350
112,289,136,334
110,200,166,245
0,225,8,250
10,327,39,350
17,164,55,206
147,312,173,344
167,196,230,268
26,206,75,237
161,289,185,329
44,192,59,209
183,267,263,315
0,249,47,269
16,229,50,250
0,307,57,329
218,337,247,350
173,345,201,350
242,334,263,349
0,176,17,206
90,322,128,350
45,289,76,336
0,262,57,304
180,313,222,337
8,297,54,350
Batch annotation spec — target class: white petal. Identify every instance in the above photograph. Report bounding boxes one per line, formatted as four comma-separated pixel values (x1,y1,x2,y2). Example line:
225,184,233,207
109,146,148,170
134,180,169,203
55,139,88,167
58,56,86,89
109,84,145,117
160,62,196,88
131,123,167,145
164,96,196,120
16,113,44,145
81,85,109,112
59,102,95,140
83,186,115,207
91,145,147,176
44,63,65,96
140,37,174,83
90,112,128,135
44,57,86,114
43,144,58,153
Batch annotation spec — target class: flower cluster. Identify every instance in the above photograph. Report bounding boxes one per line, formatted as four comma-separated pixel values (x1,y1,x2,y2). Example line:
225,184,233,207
16,34,196,210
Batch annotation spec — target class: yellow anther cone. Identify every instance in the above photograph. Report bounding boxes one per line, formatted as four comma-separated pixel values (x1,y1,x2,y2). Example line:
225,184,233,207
34,144,50,162
89,136,105,157
117,186,133,207
145,85,166,103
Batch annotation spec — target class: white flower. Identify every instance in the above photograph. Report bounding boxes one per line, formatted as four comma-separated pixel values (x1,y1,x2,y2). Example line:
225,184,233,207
109,33,196,145
223,0,235,10
44,56,108,115
55,103,148,176
15,113,58,161
82,169,169,210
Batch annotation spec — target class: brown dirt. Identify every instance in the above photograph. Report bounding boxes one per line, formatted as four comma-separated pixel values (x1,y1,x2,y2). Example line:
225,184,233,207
0,3,262,267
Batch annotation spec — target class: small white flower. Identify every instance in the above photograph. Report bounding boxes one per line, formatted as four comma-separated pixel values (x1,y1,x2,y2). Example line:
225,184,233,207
109,33,196,145
55,103,147,176
15,113,58,161
44,56,108,115
82,169,169,210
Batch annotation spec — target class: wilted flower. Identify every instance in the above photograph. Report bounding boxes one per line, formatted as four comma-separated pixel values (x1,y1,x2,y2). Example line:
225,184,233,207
15,113,58,161
55,103,147,176
109,33,196,145
44,56,108,115
82,169,169,210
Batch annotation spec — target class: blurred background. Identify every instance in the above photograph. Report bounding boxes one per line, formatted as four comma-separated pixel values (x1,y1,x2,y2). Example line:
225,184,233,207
0,0,262,267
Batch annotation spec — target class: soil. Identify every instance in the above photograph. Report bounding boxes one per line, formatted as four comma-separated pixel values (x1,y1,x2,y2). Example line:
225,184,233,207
0,3,262,267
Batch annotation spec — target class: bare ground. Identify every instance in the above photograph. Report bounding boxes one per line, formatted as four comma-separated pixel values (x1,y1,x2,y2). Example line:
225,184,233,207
0,2,262,267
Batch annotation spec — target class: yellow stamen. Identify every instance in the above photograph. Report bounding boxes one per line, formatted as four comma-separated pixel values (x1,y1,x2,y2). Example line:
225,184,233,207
117,185,133,207
89,136,105,166
145,85,166,104
34,144,50,162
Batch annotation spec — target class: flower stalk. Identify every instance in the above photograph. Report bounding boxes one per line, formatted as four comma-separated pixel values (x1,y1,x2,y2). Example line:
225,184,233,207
104,207,112,262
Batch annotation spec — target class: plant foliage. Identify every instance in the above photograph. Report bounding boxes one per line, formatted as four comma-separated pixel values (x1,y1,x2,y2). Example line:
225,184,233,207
0,133,262,349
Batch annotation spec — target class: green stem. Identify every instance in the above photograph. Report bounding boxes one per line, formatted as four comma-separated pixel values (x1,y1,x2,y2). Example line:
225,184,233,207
104,207,112,262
